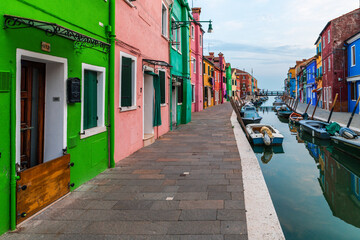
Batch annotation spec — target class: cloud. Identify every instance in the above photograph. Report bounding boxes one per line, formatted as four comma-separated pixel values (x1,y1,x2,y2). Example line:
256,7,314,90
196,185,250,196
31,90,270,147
198,0,360,90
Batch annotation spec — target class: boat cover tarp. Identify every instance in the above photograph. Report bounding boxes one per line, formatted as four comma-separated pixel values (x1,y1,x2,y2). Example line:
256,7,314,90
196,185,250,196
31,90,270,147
325,122,341,136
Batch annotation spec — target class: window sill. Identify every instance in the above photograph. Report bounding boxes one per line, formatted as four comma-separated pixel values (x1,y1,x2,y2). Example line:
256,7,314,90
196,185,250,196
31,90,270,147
161,103,167,107
80,126,107,139
120,106,137,112
177,103,182,106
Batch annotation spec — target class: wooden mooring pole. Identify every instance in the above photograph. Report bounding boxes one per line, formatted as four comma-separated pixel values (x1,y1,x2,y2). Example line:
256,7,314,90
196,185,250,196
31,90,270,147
311,90,322,120
327,93,338,123
347,95,360,128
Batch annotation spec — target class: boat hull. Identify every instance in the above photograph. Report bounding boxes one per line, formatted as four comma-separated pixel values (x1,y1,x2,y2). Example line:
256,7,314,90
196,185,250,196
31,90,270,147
252,137,283,146
243,117,262,125
299,120,330,140
277,111,292,118
331,136,360,159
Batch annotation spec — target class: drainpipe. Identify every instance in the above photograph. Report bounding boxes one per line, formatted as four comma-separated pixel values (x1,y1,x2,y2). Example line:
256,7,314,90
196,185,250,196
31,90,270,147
108,0,116,168
10,72,18,230
169,3,174,131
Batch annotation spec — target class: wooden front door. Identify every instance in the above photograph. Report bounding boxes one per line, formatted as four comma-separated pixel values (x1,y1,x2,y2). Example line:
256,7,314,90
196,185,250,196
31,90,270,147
17,60,71,224
20,60,45,170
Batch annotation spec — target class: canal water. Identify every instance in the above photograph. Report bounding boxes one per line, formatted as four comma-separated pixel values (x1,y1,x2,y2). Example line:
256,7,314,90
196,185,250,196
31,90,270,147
254,97,360,240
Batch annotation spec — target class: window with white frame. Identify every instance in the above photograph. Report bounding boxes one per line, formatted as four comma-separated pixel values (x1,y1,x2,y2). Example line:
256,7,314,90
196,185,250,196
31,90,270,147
191,25,195,39
192,58,196,73
199,34,202,46
324,60,326,72
161,3,168,37
352,45,356,66
192,84,195,103
323,36,325,48
328,30,330,43
120,52,137,109
328,57,331,72
81,63,106,137
199,61,202,75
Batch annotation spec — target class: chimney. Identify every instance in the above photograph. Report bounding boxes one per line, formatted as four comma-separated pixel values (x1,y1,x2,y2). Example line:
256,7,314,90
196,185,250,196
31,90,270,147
209,52,214,57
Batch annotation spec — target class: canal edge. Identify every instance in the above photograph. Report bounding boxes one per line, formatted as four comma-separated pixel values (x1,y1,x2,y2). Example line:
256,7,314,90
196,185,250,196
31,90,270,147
231,111,285,240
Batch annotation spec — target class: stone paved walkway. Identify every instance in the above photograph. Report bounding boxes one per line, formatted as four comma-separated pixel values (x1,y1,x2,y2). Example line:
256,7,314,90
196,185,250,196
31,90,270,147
295,102,360,131
1,102,247,240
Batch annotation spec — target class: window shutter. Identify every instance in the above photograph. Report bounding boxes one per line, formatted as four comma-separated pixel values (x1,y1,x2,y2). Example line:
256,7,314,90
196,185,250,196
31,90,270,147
121,57,133,107
159,71,166,104
84,70,98,130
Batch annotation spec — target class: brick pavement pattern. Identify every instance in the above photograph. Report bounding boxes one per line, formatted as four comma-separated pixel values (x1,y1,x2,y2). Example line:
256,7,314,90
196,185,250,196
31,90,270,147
1,102,247,240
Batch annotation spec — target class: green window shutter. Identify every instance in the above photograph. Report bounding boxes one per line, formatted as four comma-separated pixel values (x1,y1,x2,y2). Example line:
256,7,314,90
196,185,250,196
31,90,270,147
121,57,133,107
159,71,166,104
84,70,98,130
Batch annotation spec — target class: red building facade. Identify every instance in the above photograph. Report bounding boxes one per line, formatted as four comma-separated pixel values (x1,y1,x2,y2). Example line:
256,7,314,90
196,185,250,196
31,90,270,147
320,8,360,111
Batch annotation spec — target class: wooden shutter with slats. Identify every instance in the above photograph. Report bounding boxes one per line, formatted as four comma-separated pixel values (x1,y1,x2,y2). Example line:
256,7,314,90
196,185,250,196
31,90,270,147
159,71,165,104
121,57,133,107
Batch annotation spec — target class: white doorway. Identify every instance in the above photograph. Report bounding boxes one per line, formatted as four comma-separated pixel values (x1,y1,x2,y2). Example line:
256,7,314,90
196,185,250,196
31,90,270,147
143,73,154,137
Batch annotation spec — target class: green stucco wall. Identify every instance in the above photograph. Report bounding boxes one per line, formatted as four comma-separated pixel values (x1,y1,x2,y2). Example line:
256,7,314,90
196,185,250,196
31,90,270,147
226,64,232,100
0,0,110,234
170,0,191,126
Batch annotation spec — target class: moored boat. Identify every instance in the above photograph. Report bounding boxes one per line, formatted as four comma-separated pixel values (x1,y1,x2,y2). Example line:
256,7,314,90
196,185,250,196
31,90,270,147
299,120,331,140
289,112,304,125
246,124,284,146
242,109,262,125
277,105,292,118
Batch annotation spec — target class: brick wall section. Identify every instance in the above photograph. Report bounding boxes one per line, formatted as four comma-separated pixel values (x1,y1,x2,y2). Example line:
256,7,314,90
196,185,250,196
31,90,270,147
321,9,360,111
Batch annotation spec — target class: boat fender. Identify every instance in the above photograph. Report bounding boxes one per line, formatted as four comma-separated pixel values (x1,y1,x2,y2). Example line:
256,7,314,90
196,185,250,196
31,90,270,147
339,127,358,139
260,127,273,138
263,132,272,146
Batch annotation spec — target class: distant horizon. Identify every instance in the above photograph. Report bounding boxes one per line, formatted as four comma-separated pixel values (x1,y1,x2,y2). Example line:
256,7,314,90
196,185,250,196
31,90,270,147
196,0,359,91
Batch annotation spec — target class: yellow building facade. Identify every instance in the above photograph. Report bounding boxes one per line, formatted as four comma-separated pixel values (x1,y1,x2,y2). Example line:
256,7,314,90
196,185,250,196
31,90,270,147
203,57,214,108
315,37,322,90
231,69,237,97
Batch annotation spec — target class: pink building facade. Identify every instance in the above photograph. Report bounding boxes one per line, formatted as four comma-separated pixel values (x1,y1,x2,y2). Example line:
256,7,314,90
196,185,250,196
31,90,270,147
114,0,171,161
190,8,204,112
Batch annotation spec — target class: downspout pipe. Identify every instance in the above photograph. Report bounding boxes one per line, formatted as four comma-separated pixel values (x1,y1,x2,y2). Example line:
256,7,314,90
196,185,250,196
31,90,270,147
108,0,116,168
10,73,18,230
169,3,174,131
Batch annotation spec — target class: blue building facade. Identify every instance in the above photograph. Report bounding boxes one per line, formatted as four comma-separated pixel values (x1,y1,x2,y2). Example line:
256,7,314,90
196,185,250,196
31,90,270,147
289,73,296,98
306,60,317,105
346,33,360,114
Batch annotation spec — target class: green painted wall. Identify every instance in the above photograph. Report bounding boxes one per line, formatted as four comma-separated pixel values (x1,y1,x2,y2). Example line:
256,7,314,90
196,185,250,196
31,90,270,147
0,0,110,234
226,64,232,100
170,0,191,126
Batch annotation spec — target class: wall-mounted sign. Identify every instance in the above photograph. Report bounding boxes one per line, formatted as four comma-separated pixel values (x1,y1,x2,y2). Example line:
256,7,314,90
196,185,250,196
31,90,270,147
41,42,51,52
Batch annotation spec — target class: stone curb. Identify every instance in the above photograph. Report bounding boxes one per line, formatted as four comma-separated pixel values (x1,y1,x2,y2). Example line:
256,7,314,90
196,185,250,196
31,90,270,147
231,111,285,240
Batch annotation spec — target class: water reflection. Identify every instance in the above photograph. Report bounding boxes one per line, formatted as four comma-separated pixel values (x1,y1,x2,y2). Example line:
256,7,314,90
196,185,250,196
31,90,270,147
298,132,360,229
253,145,284,164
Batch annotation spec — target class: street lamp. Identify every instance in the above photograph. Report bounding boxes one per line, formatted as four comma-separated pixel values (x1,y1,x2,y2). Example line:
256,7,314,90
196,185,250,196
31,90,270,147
172,20,214,34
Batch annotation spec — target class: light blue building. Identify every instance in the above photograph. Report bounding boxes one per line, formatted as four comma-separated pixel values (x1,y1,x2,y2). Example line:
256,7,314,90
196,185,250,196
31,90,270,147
306,60,317,106
346,32,360,114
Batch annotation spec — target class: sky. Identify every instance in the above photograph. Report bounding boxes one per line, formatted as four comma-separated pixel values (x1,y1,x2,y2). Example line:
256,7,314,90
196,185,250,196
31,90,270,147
193,0,359,90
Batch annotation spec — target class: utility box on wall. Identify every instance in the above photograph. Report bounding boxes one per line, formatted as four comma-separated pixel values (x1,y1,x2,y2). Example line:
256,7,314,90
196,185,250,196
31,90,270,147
67,78,81,103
